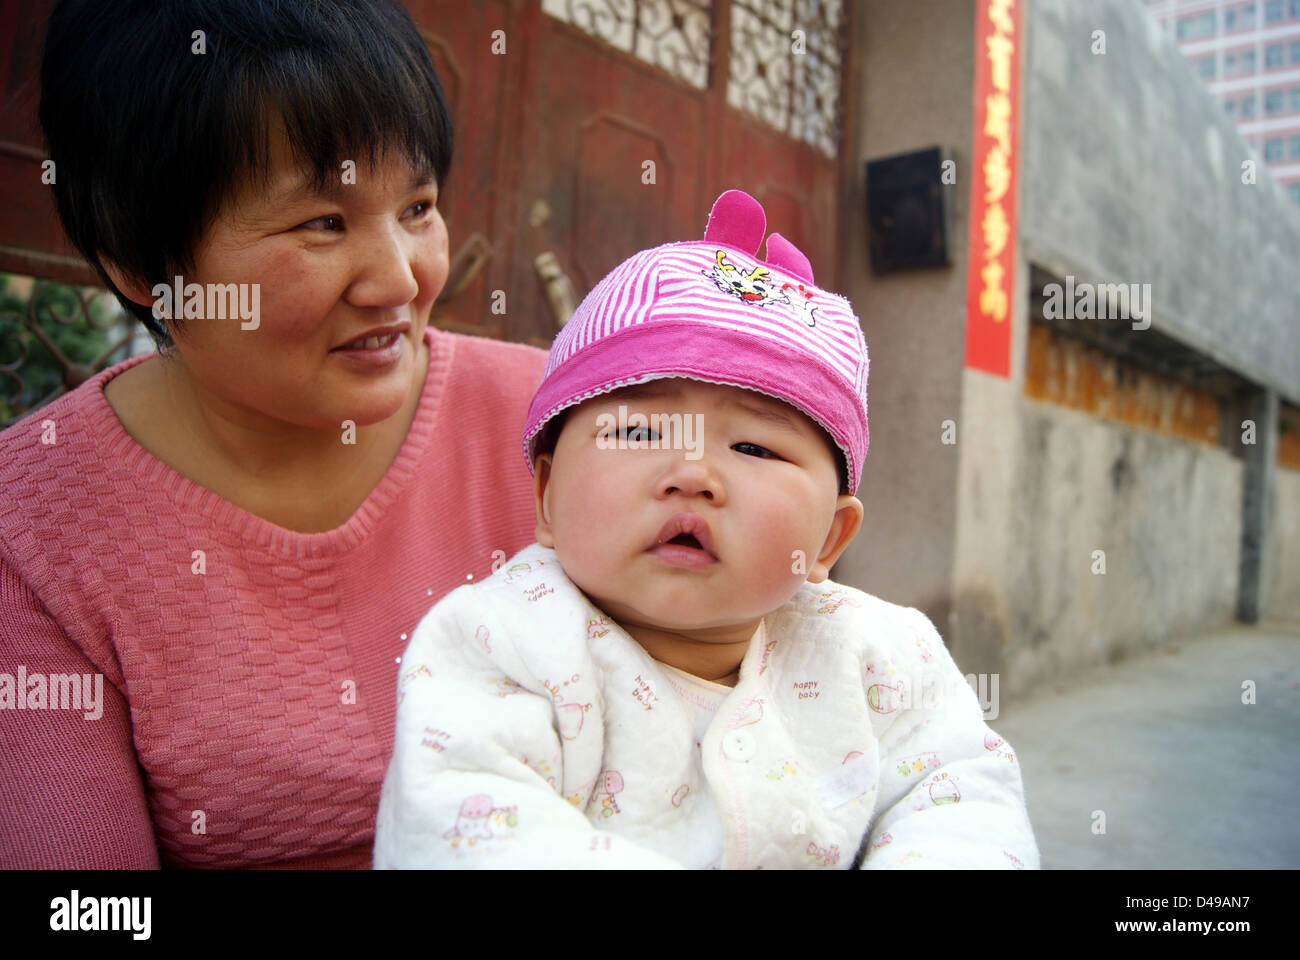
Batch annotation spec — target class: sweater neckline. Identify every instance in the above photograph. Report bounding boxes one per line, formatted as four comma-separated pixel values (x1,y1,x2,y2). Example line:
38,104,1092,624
86,326,451,558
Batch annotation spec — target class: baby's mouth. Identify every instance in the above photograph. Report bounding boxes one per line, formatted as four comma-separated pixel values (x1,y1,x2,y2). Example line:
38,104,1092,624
647,513,719,567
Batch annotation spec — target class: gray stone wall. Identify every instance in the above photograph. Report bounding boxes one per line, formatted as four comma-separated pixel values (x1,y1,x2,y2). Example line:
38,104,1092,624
1021,0,1300,403
1263,465,1300,616
954,391,1245,695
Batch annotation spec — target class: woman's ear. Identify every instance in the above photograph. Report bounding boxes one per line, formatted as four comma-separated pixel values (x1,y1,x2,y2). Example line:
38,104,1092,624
807,495,864,584
533,453,555,547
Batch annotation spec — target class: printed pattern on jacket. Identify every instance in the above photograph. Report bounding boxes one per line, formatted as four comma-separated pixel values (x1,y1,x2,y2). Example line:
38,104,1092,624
375,543,1039,869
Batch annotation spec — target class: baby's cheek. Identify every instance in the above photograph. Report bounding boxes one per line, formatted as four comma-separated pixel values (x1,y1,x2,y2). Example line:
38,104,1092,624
550,473,626,588
742,513,813,593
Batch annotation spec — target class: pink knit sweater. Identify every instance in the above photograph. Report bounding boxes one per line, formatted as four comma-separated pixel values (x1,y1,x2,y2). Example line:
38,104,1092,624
0,326,547,868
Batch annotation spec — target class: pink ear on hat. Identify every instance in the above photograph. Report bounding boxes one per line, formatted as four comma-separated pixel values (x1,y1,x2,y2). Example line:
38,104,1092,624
703,189,765,255
764,232,814,284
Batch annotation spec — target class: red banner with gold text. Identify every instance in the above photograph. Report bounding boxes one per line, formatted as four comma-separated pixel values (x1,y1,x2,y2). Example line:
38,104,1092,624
964,0,1021,378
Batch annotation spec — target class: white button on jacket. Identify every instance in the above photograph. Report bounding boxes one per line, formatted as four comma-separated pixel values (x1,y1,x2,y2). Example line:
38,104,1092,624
722,729,756,762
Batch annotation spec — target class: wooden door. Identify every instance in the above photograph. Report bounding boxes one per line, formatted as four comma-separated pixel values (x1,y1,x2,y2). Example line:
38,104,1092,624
429,0,855,346
0,0,95,285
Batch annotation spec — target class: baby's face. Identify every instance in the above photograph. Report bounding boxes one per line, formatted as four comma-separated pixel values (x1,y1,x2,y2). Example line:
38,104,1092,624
531,379,863,637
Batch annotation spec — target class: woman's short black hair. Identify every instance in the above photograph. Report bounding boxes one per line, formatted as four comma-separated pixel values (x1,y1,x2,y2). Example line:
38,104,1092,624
39,0,454,349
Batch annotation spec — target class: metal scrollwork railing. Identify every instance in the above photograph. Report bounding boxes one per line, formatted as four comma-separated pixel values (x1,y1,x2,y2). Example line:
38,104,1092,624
543,0,846,157
0,277,138,429
542,0,713,89
728,0,846,157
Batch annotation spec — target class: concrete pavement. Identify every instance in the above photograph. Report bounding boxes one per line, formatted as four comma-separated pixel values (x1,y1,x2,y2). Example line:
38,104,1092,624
989,609,1300,869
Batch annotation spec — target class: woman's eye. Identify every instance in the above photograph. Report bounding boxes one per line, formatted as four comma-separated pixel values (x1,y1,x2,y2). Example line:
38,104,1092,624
301,214,344,232
733,442,778,459
405,199,436,220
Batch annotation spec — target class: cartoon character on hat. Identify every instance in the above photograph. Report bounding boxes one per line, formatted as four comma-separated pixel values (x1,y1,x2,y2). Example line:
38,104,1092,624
705,248,820,328
700,190,827,330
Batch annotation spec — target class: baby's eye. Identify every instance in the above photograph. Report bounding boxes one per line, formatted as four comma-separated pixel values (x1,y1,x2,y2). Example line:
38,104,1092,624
619,426,660,443
733,442,778,459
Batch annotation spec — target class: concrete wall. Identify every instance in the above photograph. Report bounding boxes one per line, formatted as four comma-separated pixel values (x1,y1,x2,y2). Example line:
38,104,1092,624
834,0,973,636
1263,466,1300,616
1020,0,1300,405
954,393,1244,694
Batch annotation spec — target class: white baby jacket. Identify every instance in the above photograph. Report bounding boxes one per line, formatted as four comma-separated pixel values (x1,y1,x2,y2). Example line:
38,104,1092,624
375,542,1039,869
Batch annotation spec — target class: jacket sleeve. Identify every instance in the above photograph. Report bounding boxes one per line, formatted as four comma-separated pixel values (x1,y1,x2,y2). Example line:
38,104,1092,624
858,606,1040,870
374,591,683,869
0,554,160,869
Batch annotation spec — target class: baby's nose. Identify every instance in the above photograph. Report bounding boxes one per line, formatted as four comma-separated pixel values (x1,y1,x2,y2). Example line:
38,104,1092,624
656,459,722,502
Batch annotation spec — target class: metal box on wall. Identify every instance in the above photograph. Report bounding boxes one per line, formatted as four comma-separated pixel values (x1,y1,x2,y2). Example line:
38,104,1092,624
865,147,952,272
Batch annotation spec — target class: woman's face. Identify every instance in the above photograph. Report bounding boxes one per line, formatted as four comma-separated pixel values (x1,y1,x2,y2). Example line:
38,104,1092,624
160,125,448,430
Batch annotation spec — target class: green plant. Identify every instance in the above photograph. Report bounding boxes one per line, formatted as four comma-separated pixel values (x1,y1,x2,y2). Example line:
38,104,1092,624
0,274,132,423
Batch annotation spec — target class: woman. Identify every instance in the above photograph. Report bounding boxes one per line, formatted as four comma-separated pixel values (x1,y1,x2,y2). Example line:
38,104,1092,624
0,0,546,867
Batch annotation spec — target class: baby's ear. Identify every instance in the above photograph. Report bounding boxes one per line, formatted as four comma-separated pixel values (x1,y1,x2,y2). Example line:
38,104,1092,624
808,495,863,583
533,453,555,547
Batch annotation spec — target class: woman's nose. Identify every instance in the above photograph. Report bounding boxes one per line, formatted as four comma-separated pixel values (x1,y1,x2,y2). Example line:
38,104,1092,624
348,224,421,308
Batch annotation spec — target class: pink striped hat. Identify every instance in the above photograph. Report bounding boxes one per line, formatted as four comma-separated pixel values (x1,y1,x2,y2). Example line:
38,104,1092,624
522,189,870,492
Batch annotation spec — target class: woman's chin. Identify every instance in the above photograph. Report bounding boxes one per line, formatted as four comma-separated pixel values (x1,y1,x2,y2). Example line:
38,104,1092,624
324,351,419,425
332,391,409,428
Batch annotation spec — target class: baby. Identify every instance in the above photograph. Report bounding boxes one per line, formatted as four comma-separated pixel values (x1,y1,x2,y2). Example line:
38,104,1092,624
374,190,1039,869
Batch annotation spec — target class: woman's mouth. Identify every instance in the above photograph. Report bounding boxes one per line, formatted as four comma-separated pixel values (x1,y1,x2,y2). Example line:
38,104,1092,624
334,331,400,351
330,328,405,369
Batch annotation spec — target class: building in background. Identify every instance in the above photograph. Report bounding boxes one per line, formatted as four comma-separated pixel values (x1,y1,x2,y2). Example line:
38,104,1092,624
1144,0,1300,207
836,0,1299,701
